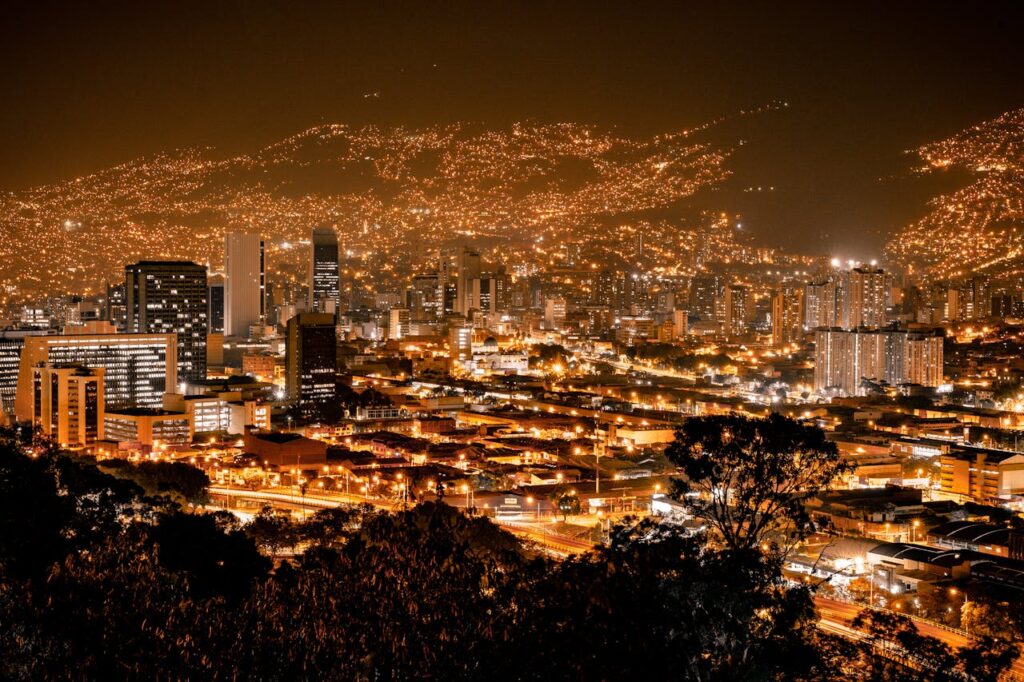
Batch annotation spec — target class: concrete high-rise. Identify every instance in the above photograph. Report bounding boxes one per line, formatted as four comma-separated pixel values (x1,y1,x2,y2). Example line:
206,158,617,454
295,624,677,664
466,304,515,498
723,284,748,335
224,233,265,337
30,364,105,447
772,286,804,346
448,324,473,363
689,275,722,322
407,273,442,319
451,247,482,316
544,296,567,330
814,328,943,396
285,313,337,403
105,282,128,330
125,261,208,384
309,228,340,315
804,280,838,329
847,267,889,329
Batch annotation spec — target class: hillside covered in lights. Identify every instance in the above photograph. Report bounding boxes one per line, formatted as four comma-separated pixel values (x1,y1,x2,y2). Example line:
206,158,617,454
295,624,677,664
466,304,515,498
886,108,1024,280
0,119,770,302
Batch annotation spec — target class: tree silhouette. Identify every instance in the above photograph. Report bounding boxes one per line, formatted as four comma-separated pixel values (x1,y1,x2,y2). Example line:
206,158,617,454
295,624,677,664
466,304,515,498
550,485,582,521
666,414,852,555
1,426,1016,680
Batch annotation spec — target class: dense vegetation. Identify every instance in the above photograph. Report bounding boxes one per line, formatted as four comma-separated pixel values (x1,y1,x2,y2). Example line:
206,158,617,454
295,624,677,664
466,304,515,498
0,421,1015,680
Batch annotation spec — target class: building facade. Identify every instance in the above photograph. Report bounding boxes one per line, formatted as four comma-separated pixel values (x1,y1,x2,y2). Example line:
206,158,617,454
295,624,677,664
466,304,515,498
309,227,340,315
814,328,944,395
224,233,265,337
30,364,105,447
286,313,337,403
125,260,208,385
15,333,177,421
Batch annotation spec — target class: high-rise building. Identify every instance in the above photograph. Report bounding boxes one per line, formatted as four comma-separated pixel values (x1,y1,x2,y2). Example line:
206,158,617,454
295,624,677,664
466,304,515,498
15,332,177,421
467,271,509,315
968,277,992,320
309,228,340,315
286,313,337,403
723,285,748,335
451,247,482,315
208,275,225,334
105,282,128,330
772,287,804,346
847,266,889,329
991,292,1018,319
125,261,208,385
224,233,265,337
672,309,689,338
804,281,838,329
448,324,473,363
945,287,962,321
388,308,410,340
408,273,442,319
592,269,616,308
30,364,105,447
544,296,567,330
904,334,945,387
0,332,42,420
689,275,721,321
814,328,943,396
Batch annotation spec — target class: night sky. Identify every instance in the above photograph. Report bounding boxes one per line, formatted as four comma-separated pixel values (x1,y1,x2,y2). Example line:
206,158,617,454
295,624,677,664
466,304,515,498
3,1,1022,256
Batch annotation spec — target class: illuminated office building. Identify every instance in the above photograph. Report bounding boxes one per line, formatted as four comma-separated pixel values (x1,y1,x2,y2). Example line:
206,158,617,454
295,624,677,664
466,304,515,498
309,227,340,315
31,364,105,447
125,260,208,384
15,333,177,422
286,313,337,403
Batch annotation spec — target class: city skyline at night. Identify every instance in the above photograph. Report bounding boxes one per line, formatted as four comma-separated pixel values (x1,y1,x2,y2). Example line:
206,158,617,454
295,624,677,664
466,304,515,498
2,3,1024,680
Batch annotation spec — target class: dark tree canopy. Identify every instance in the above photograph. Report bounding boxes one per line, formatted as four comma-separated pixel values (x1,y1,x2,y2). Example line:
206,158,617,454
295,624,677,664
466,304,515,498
666,414,852,554
0,427,1015,681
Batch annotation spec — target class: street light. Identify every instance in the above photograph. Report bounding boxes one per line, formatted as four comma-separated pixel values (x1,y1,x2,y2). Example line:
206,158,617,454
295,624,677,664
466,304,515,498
527,495,540,519
949,587,970,633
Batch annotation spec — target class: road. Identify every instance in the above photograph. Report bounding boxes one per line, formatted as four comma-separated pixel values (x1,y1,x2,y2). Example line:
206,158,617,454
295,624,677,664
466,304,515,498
211,486,1021,676
816,597,1024,679
579,353,697,381
816,597,970,647
210,485,594,556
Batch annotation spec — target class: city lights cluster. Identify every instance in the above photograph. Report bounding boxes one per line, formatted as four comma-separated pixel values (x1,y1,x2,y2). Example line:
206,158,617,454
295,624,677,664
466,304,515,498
887,108,1024,280
0,121,758,304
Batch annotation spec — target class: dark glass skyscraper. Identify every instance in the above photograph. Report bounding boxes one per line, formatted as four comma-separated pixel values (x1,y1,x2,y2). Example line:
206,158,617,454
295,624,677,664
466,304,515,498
125,260,208,385
286,312,336,403
208,276,225,334
309,228,340,315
